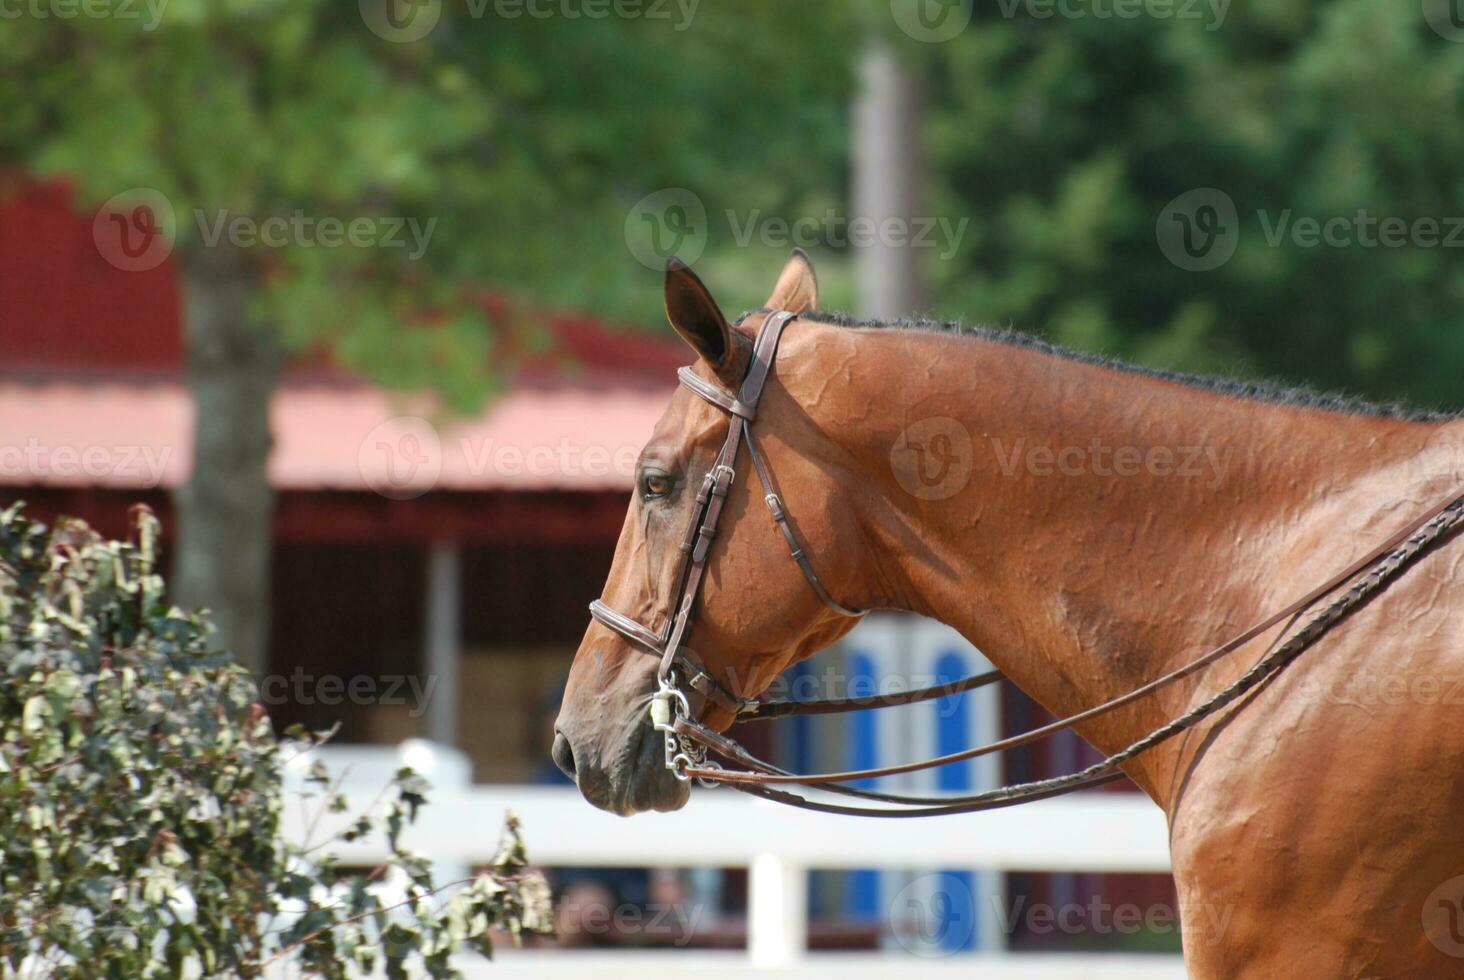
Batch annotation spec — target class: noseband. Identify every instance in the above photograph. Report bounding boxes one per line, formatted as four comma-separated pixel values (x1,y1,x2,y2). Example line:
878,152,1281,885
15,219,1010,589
586,311,1464,816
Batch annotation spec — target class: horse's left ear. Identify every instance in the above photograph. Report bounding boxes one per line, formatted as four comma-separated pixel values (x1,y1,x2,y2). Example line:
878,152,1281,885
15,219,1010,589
665,258,745,387
765,248,819,314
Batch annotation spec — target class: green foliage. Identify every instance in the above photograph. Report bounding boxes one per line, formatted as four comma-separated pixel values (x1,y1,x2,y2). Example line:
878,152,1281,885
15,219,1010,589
0,1,864,404
0,503,551,977
5,0,1458,407
905,0,1464,408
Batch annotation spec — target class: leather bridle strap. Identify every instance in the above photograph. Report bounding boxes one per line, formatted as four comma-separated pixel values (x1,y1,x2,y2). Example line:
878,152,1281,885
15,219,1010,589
686,484,1464,785
678,489,1464,815
588,309,866,718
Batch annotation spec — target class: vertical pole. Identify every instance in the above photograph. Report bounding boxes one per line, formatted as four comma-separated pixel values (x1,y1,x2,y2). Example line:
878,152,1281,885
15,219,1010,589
423,542,460,747
853,40,928,320
749,853,807,968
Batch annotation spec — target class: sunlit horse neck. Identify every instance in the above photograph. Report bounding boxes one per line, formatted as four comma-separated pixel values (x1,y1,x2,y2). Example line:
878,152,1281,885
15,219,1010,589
768,311,1453,796
556,251,1464,975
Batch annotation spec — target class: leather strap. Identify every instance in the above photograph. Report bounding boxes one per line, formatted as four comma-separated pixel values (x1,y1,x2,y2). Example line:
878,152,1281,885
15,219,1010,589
587,310,866,720
681,489,1464,806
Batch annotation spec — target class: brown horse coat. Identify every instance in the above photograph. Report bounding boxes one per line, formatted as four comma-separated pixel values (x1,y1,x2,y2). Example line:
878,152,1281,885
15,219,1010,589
555,252,1464,976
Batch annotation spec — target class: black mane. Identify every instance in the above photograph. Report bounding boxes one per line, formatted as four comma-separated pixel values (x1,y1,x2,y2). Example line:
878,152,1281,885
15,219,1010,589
741,308,1453,424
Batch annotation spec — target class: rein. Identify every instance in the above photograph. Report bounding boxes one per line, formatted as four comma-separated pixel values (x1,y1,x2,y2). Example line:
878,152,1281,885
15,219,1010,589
588,309,1464,817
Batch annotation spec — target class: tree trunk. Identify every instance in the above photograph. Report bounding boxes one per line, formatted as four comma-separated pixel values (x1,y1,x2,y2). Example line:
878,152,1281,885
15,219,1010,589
173,244,279,677
853,40,928,320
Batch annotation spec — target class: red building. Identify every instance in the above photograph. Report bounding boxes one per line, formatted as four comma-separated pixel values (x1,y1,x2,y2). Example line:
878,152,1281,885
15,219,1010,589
1,178,683,780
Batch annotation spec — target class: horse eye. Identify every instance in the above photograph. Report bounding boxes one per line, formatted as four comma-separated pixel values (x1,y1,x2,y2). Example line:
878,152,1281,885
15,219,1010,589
642,473,671,500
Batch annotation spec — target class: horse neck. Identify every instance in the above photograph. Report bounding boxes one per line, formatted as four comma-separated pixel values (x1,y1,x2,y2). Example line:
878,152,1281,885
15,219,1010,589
786,322,1453,787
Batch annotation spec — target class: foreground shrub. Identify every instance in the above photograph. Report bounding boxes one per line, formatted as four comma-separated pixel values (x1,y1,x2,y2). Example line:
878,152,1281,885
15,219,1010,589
0,503,551,977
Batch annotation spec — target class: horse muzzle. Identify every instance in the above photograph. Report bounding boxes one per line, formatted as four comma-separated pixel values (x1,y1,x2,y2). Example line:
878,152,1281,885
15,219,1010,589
552,713,690,816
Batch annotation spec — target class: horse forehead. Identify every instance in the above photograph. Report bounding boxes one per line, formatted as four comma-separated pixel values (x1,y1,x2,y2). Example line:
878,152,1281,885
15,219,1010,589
645,383,724,454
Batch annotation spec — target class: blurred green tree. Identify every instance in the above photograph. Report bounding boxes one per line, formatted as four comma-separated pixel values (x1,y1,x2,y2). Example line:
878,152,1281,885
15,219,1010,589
0,0,860,672
905,0,1464,408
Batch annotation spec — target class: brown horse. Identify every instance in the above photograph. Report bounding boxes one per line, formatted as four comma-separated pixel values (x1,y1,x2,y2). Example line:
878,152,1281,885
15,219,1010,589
553,250,1464,976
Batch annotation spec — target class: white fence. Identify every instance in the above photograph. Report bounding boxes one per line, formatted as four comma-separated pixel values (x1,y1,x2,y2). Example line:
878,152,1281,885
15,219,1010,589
283,742,1185,978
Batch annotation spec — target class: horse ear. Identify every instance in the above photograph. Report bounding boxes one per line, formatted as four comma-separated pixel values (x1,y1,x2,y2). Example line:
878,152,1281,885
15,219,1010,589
764,248,819,314
665,258,742,385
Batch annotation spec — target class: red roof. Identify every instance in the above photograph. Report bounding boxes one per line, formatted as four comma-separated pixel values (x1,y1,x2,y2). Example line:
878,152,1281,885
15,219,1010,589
0,377,672,493
0,178,684,494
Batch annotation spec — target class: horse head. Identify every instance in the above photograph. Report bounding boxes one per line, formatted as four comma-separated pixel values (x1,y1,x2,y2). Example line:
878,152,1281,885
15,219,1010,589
552,252,867,814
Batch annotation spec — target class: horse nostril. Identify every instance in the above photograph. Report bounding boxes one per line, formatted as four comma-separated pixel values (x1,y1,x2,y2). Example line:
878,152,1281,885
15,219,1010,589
551,731,577,781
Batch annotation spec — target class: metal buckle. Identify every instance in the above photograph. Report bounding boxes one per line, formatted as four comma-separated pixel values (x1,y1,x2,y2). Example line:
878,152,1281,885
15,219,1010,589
650,670,714,786
709,464,735,496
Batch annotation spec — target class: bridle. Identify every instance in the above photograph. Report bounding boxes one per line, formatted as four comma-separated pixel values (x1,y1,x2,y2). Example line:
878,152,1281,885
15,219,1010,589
588,309,1464,816
589,310,866,776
